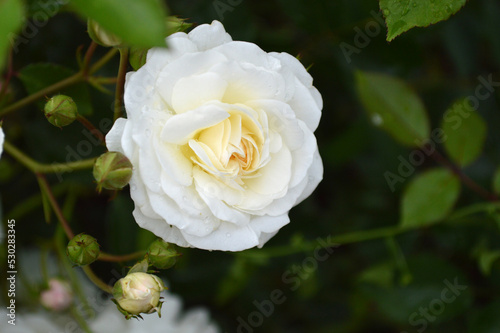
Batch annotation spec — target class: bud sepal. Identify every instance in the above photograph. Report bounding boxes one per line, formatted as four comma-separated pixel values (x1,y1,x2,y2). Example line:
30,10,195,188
44,95,78,127
93,151,133,192
66,233,100,266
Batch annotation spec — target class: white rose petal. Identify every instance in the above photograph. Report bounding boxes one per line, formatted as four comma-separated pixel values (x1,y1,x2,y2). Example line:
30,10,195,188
0,126,4,158
106,20,323,251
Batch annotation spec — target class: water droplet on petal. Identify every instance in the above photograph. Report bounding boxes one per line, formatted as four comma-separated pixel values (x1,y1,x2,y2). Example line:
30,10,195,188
226,233,231,238
145,129,152,137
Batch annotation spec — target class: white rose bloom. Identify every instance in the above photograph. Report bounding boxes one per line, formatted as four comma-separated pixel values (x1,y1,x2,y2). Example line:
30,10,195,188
0,126,4,158
107,20,323,251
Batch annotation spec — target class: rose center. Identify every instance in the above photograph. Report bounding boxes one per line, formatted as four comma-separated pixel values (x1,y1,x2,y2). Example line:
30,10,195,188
186,112,264,187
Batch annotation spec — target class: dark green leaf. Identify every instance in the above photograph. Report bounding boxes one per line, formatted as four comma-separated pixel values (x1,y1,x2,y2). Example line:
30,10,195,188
355,71,430,146
380,0,467,41
478,250,500,276
18,63,92,116
0,0,24,69
70,0,168,48
468,300,500,333
442,99,487,166
360,254,472,325
401,168,460,228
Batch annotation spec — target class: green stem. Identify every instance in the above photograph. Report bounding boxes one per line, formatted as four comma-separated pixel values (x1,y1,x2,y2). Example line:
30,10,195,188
0,48,118,118
3,141,96,173
82,42,98,77
239,225,405,259
70,306,94,333
114,48,129,121
89,48,119,75
82,266,113,294
77,115,105,144
98,250,145,263
37,174,75,239
0,72,84,117
55,226,94,319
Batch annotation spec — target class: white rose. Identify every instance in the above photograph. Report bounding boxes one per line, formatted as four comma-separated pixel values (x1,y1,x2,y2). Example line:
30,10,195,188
0,126,4,158
112,272,165,316
106,20,323,251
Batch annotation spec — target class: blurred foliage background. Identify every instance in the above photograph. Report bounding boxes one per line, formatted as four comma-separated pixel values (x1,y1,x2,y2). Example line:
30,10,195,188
2,0,500,332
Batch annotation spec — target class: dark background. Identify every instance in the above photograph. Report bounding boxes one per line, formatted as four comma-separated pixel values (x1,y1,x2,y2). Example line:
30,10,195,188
2,0,500,332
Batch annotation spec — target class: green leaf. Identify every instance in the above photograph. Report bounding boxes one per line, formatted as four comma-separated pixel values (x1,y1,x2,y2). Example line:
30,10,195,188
0,0,24,69
442,99,487,167
400,168,460,228
358,261,396,288
478,250,500,276
380,0,467,41
18,63,92,116
360,254,472,325
25,0,65,19
70,0,168,48
355,71,430,146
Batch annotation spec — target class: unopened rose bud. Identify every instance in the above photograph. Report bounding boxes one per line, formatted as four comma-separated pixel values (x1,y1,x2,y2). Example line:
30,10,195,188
66,233,100,266
40,278,73,312
87,19,123,48
165,16,192,35
147,239,181,270
44,95,78,127
112,272,165,318
93,151,133,192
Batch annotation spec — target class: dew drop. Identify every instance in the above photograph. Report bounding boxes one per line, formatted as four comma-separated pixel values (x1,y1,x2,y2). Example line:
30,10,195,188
371,114,383,126
145,129,152,137
226,233,231,238
383,9,390,16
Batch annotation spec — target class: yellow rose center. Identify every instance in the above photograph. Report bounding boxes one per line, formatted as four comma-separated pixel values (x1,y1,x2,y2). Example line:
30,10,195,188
185,110,265,188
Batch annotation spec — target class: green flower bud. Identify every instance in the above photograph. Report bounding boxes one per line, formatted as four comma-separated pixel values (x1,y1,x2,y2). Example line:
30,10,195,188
93,151,133,192
165,16,192,35
112,272,165,319
147,239,181,270
44,95,78,127
66,233,100,266
87,19,123,48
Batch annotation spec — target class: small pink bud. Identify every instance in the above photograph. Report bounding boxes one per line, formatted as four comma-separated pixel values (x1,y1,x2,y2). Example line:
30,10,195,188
40,279,73,312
